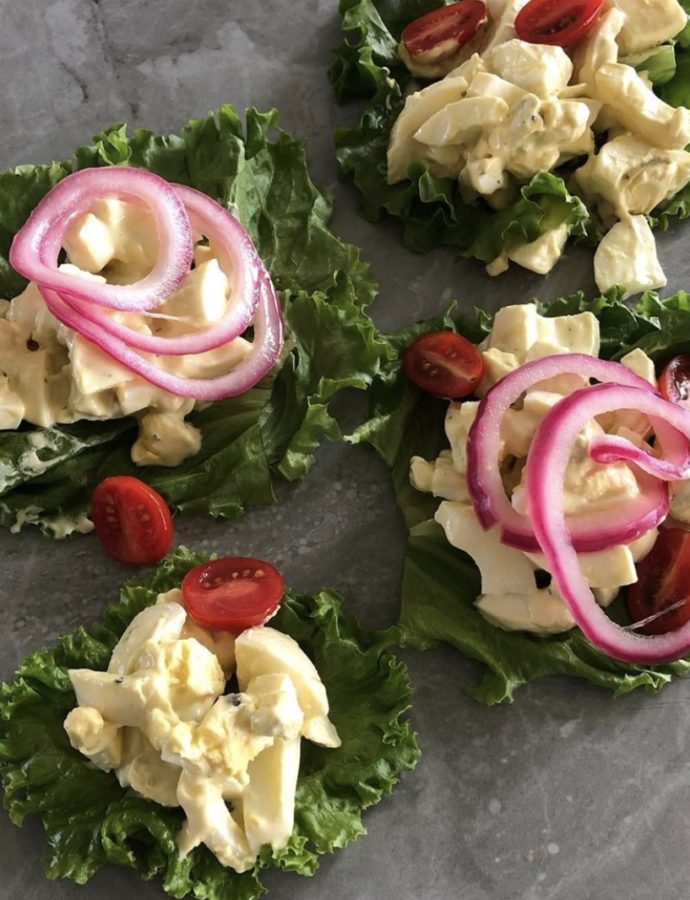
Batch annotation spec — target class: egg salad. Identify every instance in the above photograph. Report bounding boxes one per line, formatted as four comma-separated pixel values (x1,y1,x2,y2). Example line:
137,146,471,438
64,589,340,873
409,303,688,634
388,0,690,294
0,198,251,467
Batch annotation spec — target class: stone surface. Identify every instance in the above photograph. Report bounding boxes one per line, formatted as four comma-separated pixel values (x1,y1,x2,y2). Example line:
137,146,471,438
1,1,690,899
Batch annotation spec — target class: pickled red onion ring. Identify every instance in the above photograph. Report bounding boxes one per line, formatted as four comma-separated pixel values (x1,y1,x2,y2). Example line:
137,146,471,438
590,432,690,481
11,167,284,401
57,185,262,355
465,354,669,553
526,383,690,664
41,267,283,402
10,167,193,311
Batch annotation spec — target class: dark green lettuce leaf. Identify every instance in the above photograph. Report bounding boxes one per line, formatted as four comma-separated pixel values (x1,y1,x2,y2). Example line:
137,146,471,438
351,292,690,704
330,0,690,258
0,547,419,898
0,106,388,535
662,48,690,109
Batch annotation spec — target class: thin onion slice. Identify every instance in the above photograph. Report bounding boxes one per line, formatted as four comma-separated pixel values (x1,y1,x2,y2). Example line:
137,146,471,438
466,354,669,553
526,383,690,664
10,167,193,312
56,185,262,355
590,432,690,481
41,267,284,401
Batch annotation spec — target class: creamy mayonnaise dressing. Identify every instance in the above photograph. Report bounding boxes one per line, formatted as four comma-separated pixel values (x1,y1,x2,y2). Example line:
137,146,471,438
64,589,340,872
0,198,253,467
410,305,687,635
390,0,690,292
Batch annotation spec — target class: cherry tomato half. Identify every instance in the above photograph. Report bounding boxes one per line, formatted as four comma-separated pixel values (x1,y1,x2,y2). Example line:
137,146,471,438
515,0,605,47
659,355,690,409
401,0,488,60
181,557,285,632
627,529,690,635
91,476,174,566
403,330,484,399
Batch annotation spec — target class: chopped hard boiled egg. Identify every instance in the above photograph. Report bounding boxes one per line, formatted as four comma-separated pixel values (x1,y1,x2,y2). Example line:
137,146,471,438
410,449,469,502
573,135,690,223
415,95,509,148
392,0,690,292
0,197,253,467
526,530,658,591
435,501,536,596
444,401,480,471
476,589,575,635
620,348,657,387
486,39,572,98
176,769,253,871
610,0,689,55
236,627,341,748
573,7,626,93
506,223,570,275
161,258,229,325
118,729,181,807
594,215,667,299
108,600,187,675
243,736,301,854
64,706,124,771
64,596,339,873
62,197,158,280
387,76,470,183
482,0,531,51
411,307,665,635
131,411,202,467
482,304,599,366
593,63,690,150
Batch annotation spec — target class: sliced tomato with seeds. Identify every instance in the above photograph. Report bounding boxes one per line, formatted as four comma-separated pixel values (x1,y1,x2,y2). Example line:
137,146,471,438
515,0,605,47
401,1,487,60
627,529,690,635
182,557,285,632
91,476,173,566
659,355,690,409
403,330,484,399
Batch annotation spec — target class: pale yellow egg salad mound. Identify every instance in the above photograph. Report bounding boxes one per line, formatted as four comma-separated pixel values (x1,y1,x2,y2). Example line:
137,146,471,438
410,303,690,635
64,588,340,873
0,546,420,894
0,198,252,468
388,0,690,294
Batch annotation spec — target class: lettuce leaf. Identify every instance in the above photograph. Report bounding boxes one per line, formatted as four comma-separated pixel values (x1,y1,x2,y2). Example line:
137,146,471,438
0,547,420,898
351,291,690,704
330,0,690,259
0,106,388,536
622,44,677,86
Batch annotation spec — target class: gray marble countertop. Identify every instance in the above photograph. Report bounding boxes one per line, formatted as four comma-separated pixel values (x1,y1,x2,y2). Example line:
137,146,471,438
2,2,690,899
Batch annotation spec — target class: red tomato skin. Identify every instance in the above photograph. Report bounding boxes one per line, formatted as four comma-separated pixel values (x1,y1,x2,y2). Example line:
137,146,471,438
403,331,484,399
182,557,285,633
401,1,488,59
659,356,690,408
515,0,605,47
627,529,690,635
91,476,173,566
